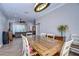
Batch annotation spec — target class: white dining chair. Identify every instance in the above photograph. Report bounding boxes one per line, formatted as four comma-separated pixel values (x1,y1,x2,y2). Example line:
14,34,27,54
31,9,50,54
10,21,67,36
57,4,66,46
46,33,55,40
21,34,30,56
70,34,79,54
40,33,46,36
60,37,73,56
71,34,79,45
21,34,37,56
40,33,47,39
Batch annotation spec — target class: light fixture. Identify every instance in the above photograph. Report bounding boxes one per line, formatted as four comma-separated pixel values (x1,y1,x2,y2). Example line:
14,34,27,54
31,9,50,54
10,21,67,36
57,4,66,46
34,3,50,12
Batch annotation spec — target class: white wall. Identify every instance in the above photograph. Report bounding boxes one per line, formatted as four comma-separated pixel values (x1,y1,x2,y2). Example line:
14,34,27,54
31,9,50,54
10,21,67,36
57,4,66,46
36,4,79,36
0,11,7,46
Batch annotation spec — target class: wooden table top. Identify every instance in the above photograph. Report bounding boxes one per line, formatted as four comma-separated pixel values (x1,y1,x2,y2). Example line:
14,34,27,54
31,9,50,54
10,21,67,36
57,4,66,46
27,37,64,56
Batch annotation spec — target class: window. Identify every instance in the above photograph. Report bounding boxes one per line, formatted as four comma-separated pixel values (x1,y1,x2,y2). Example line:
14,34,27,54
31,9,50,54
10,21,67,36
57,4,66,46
12,23,26,34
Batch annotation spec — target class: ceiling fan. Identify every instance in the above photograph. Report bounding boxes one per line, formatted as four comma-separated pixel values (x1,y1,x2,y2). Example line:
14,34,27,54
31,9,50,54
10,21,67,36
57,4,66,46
14,18,26,23
19,18,26,23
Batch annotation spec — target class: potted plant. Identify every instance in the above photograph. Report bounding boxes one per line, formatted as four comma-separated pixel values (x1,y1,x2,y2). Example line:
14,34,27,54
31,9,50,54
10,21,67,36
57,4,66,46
57,25,69,37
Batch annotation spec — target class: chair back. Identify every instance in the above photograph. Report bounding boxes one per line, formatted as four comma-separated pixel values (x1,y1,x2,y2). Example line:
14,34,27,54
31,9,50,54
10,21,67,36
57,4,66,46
71,34,79,45
60,37,73,56
40,33,46,36
46,34,55,40
40,33,46,39
21,34,30,56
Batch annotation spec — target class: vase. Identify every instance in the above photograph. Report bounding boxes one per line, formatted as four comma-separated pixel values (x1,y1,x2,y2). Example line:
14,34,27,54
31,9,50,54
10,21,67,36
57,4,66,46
61,32,65,36
61,32,66,42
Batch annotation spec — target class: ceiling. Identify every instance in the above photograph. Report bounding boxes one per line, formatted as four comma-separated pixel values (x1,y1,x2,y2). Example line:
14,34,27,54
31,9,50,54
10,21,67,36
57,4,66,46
0,3,65,21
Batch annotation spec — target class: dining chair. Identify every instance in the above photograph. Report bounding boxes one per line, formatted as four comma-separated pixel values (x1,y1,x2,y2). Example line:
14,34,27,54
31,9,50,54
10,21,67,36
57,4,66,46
71,34,79,45
60,37,73,56
21,34,37,56
46,33,55,40
40,33,47,40
70,34,79,54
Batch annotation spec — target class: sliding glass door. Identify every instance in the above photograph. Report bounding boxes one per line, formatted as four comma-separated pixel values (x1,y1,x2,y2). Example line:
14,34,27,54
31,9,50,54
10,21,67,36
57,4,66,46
12,23,27,34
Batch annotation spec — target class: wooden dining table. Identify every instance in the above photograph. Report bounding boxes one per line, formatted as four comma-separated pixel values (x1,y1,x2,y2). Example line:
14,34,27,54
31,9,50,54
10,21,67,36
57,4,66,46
27,36,64,56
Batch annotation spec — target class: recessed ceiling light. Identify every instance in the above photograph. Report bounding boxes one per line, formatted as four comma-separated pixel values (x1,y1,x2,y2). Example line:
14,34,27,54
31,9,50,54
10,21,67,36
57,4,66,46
34,3,50,12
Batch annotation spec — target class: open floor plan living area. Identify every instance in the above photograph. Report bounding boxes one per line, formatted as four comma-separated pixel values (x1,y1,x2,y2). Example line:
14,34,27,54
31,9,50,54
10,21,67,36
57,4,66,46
0,3,79,56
